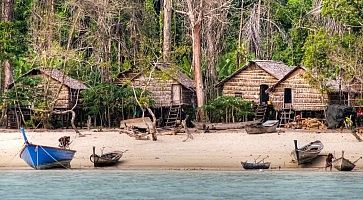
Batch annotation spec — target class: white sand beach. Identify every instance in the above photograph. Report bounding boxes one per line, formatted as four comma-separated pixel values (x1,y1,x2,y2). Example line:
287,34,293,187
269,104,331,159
0,128,362,171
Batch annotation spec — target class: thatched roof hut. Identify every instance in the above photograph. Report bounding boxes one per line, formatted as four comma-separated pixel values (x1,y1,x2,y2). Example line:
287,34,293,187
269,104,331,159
117,63,195,107
267,67,363,111
9,68,87,109
216,60,293,104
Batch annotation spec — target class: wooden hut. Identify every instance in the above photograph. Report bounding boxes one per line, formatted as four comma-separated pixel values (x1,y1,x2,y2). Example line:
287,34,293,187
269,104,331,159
267,67,363,112
7,68,88,128
216,60,293,105
117,63,195,108
9,68,88,109
117,63,196,126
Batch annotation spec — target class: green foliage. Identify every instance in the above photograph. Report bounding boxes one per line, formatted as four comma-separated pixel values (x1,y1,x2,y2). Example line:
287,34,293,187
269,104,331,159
203,96,253,123
81,83,154,119
272,0,313,66
0,0,31,63
322,0,363,26
303,29,336,79
4,77,43,107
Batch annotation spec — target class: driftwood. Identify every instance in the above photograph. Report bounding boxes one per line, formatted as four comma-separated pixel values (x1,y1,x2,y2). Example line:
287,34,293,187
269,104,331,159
192,119,261,130
119,127,150,140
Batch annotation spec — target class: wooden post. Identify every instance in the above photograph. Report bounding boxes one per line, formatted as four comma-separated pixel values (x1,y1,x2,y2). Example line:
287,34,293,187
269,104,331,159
92,146,96,167
294,140,300,165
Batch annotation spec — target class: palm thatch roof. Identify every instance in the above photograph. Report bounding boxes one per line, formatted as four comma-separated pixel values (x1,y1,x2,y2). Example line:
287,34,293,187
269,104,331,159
216,60,293,87
118,62,195,90
267,66,363,93
9,68,87,90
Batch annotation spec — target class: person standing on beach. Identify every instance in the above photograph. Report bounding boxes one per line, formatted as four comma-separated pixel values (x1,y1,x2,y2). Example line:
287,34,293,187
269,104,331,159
325,153,334,171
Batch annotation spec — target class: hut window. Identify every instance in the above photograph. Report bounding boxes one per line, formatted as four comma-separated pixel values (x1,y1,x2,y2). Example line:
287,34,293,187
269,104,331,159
235,92,243,97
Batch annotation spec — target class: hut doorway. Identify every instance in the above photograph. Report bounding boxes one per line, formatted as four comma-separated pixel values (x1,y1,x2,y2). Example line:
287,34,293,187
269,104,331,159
284,88,292,104
259,84,269,104
172,84,182,105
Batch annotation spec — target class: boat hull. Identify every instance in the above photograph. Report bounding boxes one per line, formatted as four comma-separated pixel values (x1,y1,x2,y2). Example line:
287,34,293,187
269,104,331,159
90,151,123,167
20,144,76,170
333,157,356,171
245,124,278,134
245,120,279,134
241,162,270,170
291,140,324,164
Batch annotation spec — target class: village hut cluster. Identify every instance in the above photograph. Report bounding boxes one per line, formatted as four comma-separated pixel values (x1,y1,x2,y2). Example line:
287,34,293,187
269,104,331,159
6,60,363,131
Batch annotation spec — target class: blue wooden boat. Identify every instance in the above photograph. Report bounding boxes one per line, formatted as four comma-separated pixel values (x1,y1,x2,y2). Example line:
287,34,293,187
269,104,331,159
19,128,76,169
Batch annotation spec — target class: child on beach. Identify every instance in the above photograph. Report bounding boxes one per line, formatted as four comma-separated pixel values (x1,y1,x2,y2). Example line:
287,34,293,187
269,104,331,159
325,153,334,171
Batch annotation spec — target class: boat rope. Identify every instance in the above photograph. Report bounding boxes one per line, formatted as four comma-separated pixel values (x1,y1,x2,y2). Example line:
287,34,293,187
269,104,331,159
39,145,72,170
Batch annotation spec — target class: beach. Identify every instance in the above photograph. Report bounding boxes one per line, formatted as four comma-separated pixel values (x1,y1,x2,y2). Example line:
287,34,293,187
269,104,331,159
0,128,362,170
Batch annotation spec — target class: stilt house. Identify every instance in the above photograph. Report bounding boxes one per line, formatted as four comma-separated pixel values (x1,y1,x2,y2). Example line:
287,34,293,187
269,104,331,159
117,63,195,107
117,63,196,126
216,60,293,105
267,67,363,114
7,68,88,128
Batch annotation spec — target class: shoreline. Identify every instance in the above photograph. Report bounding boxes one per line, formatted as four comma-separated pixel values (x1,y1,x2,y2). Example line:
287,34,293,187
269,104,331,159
0,128,362,171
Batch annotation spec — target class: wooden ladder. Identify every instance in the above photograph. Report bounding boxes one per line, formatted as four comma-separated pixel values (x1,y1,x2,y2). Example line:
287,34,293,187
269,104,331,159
255,104,267,121
165,104,181,127
279,105,293,127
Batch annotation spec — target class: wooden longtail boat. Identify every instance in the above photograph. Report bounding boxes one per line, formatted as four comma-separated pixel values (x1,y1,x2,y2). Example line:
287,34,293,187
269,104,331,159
20,128,76,169
241,161,271,170
291,140,324,164
90,146,125,167
333,151,362,171
241,155,270,170
192,119,262,131
245,120,279,134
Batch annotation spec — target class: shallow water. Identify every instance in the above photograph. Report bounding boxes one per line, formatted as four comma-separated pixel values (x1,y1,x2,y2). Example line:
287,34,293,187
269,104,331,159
0,170,362,200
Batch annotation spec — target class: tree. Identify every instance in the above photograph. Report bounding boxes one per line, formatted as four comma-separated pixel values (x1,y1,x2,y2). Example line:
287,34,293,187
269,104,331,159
174,0,205,121
162,0,172,62
1,0,14,91
204,0,231,102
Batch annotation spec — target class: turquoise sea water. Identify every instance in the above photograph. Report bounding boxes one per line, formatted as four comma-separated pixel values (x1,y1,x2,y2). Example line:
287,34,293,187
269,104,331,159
0,170,363,200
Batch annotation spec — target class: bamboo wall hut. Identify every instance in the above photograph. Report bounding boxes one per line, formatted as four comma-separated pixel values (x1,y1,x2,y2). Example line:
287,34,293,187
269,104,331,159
267,67,363,112
6,68,88,128
9,68,88,109
117,63,195,108
216,60,293,104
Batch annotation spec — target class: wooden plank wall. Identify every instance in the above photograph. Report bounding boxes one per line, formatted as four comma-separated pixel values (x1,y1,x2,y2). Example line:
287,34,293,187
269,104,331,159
222,63,278,103
118,73,187,107
269,68,327,111
39,74,70,109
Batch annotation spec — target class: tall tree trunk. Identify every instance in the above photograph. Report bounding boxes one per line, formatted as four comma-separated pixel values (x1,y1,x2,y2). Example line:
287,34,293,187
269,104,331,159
2,0,14,20
237,0,244,69
162,0,172,62
1,0,14,91
191,22,205,120
3,60,13,89
206,18,217,102
1,0,14,127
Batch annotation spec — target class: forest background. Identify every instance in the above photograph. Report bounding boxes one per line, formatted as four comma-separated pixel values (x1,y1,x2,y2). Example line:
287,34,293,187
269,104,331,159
0,0,362,127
